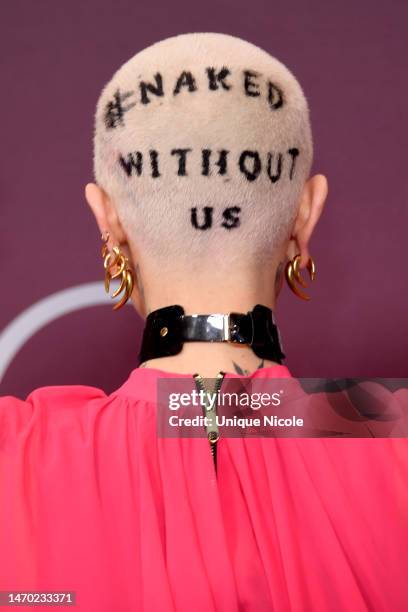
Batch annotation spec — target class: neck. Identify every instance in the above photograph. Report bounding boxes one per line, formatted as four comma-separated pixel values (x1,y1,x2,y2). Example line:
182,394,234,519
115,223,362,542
138,294,285,379
135,261,286,378
139,343,281,378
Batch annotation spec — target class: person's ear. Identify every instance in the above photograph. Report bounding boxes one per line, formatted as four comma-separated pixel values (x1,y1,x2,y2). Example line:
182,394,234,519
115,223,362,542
287,174,328,267
84,182,148,318
84,183,127,246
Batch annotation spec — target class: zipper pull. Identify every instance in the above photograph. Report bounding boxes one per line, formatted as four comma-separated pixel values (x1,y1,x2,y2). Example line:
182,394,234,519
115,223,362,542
193,371,225,471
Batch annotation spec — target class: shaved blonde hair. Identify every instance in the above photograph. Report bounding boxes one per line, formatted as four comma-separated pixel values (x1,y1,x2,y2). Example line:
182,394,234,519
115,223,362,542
93,32,313,272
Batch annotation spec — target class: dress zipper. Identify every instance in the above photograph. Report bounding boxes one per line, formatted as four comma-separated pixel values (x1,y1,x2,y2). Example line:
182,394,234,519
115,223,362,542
193,371,225,472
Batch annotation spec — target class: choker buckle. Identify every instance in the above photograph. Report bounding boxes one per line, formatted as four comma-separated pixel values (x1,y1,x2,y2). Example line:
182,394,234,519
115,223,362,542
223,313,232,342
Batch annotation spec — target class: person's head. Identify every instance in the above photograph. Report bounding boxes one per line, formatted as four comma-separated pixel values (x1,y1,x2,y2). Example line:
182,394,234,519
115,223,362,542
85,32,328,317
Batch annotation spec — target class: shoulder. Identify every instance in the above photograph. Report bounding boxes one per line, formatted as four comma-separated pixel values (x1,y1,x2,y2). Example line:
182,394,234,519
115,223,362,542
0,383,108,408
0,384,108,438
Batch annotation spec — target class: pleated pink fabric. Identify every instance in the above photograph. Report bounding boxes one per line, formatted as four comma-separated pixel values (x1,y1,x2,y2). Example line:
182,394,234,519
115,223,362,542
0,364,407,611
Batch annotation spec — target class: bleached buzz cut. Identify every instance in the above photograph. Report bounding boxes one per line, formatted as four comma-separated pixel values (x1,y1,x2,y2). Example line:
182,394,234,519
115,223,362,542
93,32,313,272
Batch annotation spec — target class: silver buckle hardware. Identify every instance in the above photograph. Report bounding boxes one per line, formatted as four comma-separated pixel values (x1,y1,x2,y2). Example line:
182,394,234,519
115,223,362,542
222,314,231,341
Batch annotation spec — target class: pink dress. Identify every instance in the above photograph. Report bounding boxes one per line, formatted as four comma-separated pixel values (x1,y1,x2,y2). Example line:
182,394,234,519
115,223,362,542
0,364,407,611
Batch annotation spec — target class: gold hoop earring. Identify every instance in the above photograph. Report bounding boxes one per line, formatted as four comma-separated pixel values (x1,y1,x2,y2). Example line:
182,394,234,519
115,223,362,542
285,254,316,301
101,231,135,311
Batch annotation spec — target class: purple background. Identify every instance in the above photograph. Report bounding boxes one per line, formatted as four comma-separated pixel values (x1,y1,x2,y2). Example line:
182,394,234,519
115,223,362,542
1,0,407,398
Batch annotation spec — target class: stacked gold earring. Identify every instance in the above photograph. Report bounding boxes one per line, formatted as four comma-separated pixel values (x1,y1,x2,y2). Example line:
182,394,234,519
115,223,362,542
101,231,135,310
285,254,316,301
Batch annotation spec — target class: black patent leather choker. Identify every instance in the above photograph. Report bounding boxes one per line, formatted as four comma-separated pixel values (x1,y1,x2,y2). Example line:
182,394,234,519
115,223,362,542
138,304,285,364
